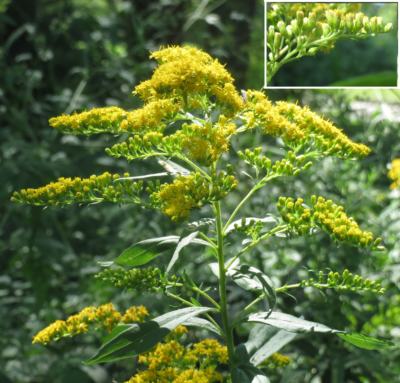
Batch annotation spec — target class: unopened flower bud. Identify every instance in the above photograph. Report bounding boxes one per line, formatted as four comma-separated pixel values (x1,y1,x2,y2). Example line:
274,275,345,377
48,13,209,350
370,17,378,33
346,13,354,33
377,17,383,31
314,22,323,38
322,23,331,37
286,25,293,38
363,17,370,33
267,26,275,45
308,12,316,30
296,11,304,29
354,12,364,32
291,19,300,36
384,23,393,33
274,32,281,50
303,17,309,32
277,21,288,38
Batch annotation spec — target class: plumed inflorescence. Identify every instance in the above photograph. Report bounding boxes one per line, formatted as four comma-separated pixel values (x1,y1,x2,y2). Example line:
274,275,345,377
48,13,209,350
32,303,149,345
148,171,238,222
277,195,384,250
95,266,167,292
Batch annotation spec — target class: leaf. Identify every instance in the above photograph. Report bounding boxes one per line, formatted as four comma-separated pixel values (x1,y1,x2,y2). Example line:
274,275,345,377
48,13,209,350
115,172,172,181
99,236,211,267
250,326,297,367
225,217,278,235
248,312,394,350
157,157,191,175
166,219,214,274
181,317,222,336
190,297,202,307
236,323,296,366
209,257,240,279
84,307,215,365
337,333,395,350
231,368,250,383
240,364,271,383
228,265,276,309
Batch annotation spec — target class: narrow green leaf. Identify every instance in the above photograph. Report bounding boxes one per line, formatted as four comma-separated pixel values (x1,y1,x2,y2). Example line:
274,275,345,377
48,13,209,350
181,317,222,337
248,312,394,350
240,364,271,383
83,307,215,365
190,297,202,307
166,219,214,274
99,237,211,267
236,323,296,367
337,333,395,350
228,265,276,310
231,368,250,383
156,157,191,175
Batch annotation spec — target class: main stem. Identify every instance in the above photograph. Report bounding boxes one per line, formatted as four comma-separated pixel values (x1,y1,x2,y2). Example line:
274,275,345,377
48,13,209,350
215,201,236,370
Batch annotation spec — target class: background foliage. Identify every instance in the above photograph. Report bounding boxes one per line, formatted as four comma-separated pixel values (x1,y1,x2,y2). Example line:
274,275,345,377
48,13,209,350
267,2,398,87
1,0,399,382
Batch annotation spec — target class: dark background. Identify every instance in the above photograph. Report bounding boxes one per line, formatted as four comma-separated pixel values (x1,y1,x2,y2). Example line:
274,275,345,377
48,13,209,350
1,1,400,382
267,2,398,87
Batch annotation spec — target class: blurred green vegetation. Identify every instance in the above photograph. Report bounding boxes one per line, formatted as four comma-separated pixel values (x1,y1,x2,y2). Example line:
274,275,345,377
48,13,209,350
1,1,400,382
268,3,398,87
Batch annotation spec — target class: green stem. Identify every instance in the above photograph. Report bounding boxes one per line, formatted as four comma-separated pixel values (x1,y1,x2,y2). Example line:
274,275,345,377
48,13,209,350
199,232,218,250
215,201,237,369
167,282,221,310
225,225,288,271
179,155,212,181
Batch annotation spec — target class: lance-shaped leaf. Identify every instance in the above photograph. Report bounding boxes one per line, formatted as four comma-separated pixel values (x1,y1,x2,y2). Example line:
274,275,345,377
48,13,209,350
181,317,222,337
224,216,279,235
236,323,296,366
157,157,191,176
228,265,276,309
99,236,211,267
209,257,240,279
166,219,214,274
231,365,270,383
84,307,215,365
248,312,394,350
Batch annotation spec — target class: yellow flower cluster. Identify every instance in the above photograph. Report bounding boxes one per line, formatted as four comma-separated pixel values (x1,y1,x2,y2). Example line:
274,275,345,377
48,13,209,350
129,334,226,383
276,101,371,159
32,303,149,345
388,158,400,190
135,46,244,117
241,91,370,160
243,91,305,142
120,99,180,133
11,172,145,207
49,106,126,135
263,352,291,368
179,118,236,165
148,171,238,222
277,196,384,250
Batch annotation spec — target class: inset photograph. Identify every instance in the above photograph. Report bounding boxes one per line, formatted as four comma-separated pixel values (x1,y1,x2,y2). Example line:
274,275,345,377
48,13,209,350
266,2,398,87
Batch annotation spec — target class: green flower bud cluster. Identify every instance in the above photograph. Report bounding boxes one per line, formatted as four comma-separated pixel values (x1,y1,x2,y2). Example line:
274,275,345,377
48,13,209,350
95,266,167,292
298,269,386,294
234,218,263,241
277,195,385,251
237,148,312,178
106,132,166,160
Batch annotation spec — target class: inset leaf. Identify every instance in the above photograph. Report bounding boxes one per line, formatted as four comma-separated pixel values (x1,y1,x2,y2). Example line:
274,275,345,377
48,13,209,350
84,307,215,365
337,333,395,350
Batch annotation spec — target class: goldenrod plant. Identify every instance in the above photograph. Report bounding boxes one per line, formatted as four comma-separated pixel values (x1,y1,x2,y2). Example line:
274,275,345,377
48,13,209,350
266,3,393,84
12,46,394,382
